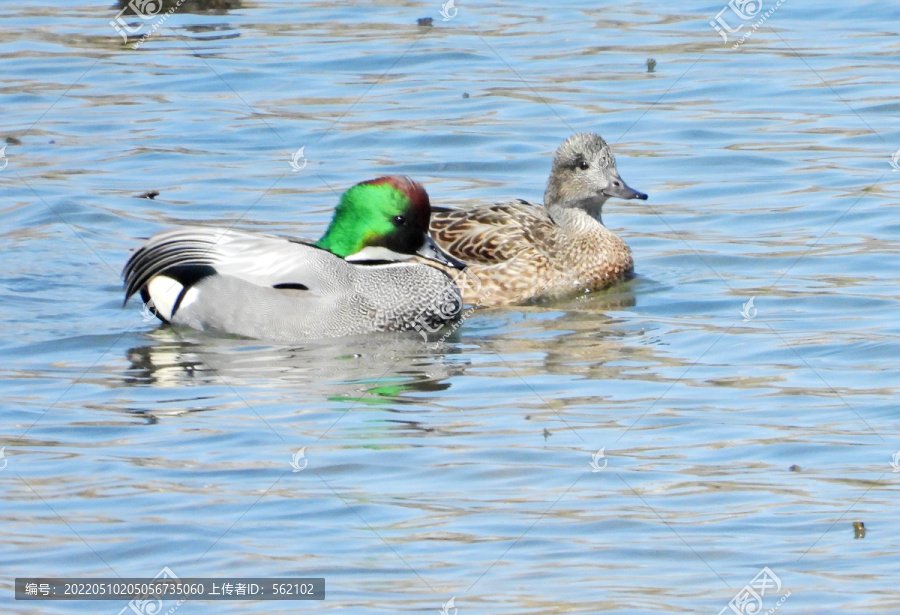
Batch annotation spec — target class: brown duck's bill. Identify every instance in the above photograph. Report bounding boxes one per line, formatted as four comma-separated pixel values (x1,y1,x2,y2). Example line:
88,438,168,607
603,177,648,201
417,234,467,270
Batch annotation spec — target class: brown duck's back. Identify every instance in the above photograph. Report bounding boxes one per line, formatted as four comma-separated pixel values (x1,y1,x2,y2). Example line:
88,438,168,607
429,200,633,306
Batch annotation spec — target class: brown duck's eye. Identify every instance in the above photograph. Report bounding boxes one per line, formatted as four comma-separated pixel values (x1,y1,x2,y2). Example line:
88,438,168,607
393,215,406,226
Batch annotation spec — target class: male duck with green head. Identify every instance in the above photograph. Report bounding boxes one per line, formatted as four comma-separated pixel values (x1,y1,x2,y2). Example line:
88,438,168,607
124,176,466,342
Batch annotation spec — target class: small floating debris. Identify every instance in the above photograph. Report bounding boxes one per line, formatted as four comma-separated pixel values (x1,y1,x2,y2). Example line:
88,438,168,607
417,17,433,27
853,521,865,539
543,428,551,439
462,92,470,99
646,58,656,73
788,464,801,472
137,190,160,199
6,136,22,145
117,0,243,11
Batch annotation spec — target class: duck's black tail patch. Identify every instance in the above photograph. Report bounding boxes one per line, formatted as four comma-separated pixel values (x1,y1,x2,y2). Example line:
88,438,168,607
166,264,217,315
164,264,218,289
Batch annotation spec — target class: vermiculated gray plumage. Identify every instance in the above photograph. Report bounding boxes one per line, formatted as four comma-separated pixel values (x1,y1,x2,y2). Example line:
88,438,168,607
123,227,461,342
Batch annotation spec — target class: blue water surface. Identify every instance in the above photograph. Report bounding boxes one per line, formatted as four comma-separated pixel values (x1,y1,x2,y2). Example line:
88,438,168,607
2,1,900,613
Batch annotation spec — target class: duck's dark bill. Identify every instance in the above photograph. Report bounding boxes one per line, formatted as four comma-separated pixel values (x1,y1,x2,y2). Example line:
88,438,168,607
417,234,467,270
604,178,648,201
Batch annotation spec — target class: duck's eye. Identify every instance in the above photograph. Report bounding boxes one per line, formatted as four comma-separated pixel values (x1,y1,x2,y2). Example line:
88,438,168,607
393,215,406,226
578,160,590,170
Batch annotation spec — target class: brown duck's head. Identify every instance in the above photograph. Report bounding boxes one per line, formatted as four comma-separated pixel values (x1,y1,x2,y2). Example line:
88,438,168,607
544,133,647,217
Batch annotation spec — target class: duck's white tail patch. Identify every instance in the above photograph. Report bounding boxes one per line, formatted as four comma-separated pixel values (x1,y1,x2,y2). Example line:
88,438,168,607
179,286,200,311
147,275,198,320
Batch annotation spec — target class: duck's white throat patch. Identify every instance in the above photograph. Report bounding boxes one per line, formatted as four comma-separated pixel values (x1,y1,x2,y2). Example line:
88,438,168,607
344,246,412,263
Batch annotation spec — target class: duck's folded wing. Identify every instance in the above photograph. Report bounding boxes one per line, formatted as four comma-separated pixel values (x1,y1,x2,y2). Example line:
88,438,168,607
123,226,340,302
430,200,553,265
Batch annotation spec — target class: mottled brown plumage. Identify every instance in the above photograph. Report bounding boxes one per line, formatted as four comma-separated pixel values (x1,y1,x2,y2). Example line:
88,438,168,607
431,133,648,305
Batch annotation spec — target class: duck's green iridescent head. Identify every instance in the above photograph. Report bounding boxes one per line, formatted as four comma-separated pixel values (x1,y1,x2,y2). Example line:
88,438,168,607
316,176,465,269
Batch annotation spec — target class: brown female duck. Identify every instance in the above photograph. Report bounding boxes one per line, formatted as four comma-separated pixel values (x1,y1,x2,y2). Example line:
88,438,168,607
430,133,648,305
